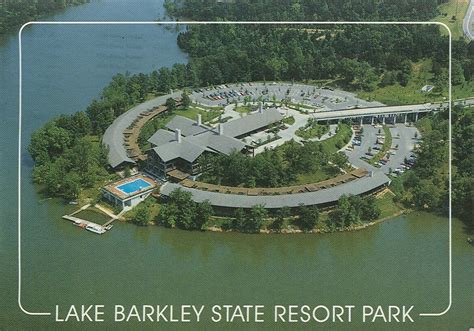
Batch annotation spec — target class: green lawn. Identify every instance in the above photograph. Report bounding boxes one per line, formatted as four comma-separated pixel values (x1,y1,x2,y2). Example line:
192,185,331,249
316,123,352,154
357,60,443,105
375,193,403,219
358,58,474,105
453,81,474,100
285,102,316,111
235,105,252,113
123,197,161,223
282,116,295,125
176,105,222,123
75,207,111,225
294,165,341,185
431,0,469,40
296,122,329,140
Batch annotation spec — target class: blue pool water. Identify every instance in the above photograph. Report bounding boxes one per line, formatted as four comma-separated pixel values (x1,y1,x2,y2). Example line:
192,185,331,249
117,179,151,195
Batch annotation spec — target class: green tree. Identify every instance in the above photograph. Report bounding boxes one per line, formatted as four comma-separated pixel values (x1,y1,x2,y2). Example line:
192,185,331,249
181,91,191,108
433,68,448,94
124,165,131,178
194,200,213,230
157,203,179,228
244,205,267,233
134,206,150,226
331,152,348,170
452,60,465,85
360,196,381,221
232,208,246,230
397,60,412,87
297,204,319,231
270,206,290,232
165,98,177,111
28,122,72,165
412,180,441,209
62,172,81,201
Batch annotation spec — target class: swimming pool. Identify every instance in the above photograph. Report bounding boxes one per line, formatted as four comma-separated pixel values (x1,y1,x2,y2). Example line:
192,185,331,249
117,179,152,195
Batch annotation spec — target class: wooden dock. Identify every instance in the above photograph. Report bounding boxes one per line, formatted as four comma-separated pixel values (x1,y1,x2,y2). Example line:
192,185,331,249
63,203,119,235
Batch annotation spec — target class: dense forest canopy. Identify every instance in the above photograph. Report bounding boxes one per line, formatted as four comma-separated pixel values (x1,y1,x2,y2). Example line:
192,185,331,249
164,0,448,21
0,0,89,35
176,24,471,89
164,1,474,94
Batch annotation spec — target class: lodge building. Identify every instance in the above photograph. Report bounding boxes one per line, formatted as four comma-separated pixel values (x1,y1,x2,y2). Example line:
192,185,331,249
146,108,283,179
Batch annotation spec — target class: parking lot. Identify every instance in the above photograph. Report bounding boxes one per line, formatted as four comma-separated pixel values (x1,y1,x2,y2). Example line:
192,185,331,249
190,82,383,110
345,124,420,175
189,82,420,174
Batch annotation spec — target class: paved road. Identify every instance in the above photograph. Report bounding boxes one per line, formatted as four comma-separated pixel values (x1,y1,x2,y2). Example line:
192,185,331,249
463,0,474,40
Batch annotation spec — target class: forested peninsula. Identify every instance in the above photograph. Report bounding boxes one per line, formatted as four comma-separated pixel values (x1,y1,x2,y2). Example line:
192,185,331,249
28,0,473,233
0,0,89,36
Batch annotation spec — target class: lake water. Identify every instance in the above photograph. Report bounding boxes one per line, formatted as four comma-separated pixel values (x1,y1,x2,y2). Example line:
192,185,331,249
0,1,472,329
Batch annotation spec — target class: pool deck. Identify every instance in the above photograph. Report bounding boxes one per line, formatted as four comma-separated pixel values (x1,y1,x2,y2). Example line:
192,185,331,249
102,174,157,200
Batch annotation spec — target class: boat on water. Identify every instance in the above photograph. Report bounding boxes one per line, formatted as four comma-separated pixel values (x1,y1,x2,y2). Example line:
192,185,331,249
73,222,87,229
85,225,106,235
467,238,473,245
105,224,114,230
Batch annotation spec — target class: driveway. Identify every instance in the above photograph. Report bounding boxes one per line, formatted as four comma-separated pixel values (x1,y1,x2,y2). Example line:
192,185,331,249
463,0,474,40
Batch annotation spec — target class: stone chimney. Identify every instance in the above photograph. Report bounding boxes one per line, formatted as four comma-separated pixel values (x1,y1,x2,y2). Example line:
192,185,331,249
175,129,182,143
218,124,224,135
197,114,202,126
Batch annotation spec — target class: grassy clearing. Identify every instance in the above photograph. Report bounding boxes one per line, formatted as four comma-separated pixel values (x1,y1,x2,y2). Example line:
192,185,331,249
375,192,403,219
453,81,474,99
294,165,341,185
357,60,442,105
123,197,161,223
315,123,352,154
416,116,434,134
431,0,469,39
285,102,316,111
282,116,295,125
235,105,252,113
296,122,329,140
75,207,111,225
176,105,222,122
358,58,474,105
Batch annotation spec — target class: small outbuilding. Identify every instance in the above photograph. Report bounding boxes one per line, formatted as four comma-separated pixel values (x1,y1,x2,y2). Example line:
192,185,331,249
101,174,157,209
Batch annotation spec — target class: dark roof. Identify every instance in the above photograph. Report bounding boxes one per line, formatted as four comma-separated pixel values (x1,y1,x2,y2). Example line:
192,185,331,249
152,140,207,163
186,131,246,155
160,172,390,208
222,108,283,137
147,129,175,146
165,116,210,136
102,92,181,168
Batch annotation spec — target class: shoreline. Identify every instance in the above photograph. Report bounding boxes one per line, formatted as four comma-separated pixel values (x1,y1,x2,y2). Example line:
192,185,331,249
121,206,410,235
